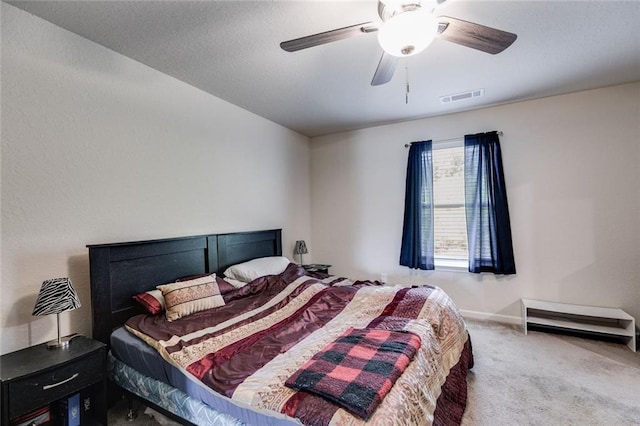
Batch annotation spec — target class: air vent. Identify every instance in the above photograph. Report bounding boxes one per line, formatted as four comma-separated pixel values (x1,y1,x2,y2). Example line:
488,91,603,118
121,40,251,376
440,88,484,104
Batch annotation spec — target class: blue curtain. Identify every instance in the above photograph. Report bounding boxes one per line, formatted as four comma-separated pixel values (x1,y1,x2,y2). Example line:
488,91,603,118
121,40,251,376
464,131,516,274
400,141,434,270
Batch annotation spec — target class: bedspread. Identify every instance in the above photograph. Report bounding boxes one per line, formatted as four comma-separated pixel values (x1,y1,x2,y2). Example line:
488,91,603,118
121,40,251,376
125,264,473,426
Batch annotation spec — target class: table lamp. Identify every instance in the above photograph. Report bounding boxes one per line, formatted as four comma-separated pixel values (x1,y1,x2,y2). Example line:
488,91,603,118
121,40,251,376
294,240,308,265
32,277,81,349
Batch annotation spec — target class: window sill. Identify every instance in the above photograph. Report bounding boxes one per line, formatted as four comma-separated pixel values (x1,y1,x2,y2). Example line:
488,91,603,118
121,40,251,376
434,258,468,272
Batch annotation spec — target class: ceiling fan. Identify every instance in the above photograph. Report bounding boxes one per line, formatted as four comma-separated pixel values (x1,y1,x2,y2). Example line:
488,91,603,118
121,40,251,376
280,0,517,86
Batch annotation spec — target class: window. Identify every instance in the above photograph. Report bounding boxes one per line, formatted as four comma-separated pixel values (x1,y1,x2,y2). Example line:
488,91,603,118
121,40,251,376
400,131,515,274
432,140,468,269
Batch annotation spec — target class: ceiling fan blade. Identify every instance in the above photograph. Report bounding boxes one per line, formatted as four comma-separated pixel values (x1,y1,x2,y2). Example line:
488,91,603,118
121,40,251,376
371,52,398,86
281,22,378,52
437,16,517,54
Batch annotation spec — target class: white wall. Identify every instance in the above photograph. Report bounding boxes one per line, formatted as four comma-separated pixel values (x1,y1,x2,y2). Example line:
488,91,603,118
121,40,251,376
310,82,640,324
0,4,311,354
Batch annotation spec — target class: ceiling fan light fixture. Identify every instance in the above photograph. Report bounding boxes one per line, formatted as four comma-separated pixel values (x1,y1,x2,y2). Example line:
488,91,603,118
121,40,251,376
377,9,438,57
378,0,439,18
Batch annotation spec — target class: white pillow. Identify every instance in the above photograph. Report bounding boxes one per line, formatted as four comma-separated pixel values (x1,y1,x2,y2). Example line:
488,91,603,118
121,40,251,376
223,277,250,289
224,256,290,283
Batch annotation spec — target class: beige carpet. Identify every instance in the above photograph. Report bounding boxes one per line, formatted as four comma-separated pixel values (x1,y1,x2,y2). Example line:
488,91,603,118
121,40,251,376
462,320,640,426
109,320,640,425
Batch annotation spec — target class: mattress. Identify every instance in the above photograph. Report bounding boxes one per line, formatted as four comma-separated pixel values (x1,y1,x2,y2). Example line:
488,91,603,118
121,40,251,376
109,352,243,426
111,326,170,383
110,327,298,425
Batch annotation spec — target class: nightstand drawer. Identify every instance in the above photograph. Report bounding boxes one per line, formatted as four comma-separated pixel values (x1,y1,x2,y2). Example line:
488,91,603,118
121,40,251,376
8,351,104,419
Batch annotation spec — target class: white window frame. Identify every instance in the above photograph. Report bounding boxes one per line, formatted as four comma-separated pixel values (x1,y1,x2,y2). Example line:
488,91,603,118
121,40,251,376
432,138,468,272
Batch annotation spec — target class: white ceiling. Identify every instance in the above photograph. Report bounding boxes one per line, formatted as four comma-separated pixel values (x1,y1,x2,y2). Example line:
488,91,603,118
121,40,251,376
7,0,640,137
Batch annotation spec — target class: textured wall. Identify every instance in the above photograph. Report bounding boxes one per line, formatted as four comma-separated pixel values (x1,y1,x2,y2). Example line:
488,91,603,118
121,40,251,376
1,4,311,354
310,82,640,323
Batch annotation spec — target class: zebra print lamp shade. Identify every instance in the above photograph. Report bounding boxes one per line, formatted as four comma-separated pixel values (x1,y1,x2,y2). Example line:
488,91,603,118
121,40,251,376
32,277,81,349
294,240,308,264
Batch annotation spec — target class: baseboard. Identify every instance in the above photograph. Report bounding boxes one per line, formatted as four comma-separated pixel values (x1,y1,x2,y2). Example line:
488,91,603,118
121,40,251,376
460,309,522,326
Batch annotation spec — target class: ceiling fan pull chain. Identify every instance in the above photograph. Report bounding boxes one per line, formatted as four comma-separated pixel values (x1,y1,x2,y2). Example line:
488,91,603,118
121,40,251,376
405,64,410,104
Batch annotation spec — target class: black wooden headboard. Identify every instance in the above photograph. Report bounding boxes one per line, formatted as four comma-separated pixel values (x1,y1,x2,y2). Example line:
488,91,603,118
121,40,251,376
87,229,282,345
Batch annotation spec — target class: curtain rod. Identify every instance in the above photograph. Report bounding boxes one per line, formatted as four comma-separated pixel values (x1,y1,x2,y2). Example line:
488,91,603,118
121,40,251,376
404,131,503,148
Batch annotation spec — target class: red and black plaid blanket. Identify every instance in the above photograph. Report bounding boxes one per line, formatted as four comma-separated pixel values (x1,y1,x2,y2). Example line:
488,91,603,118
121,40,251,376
284,327,422,420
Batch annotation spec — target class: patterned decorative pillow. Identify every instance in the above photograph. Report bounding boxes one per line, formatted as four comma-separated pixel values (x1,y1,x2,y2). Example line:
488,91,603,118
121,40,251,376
157,274,225,321
132,289,165,315
176,273,237,295
133,274,238,315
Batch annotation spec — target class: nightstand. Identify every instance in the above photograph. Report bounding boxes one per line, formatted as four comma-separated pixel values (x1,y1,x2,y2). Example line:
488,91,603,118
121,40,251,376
302,264,332,274
0,335,107,425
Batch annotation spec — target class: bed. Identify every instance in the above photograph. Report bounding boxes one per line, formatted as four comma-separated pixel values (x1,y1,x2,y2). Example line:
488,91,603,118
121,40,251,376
88,229,473,425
